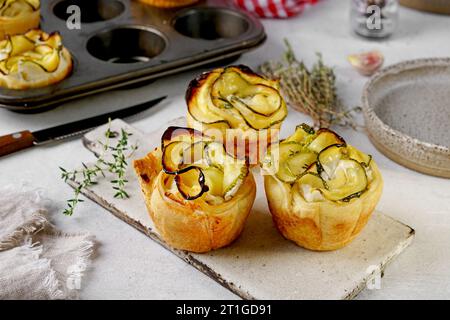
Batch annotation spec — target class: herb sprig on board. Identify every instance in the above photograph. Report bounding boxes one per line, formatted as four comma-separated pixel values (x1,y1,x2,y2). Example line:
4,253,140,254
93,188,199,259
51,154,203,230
260,39,361,129
60,121,138,216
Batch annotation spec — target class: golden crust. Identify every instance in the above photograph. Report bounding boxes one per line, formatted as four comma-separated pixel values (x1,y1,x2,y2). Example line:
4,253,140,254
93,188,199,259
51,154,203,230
138,0,199,8
134,149,257,253
0,10,40,40
264,161,383,251
0,47,72,90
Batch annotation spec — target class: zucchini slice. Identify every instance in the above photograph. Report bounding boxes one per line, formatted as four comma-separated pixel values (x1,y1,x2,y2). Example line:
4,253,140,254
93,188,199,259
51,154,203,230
175,167,209,201
320,159,368,202
186,70,232,130
204,141,227,168
297,172,326,189
10,35,35,56
295,162,327,202
187,66,287,131
5,49,61,75
0,37,12,57
162,132,211,174
0,30,64,78
307,128,346,153
0,0,40,12
265,142,316,183
274,125,373,203
223,160,248,201
236,86,282,117
201,166,224,197
0,0,38,16
284,123,316,144
42,32,63,50
296,171,327,202
35,49,60,73
161,126,207,149
205,141,248,200
228,96,285,130
211,70,282,117
24,29,45,42
317,144,347,179
33,44,53,55
162,141,190,174
347,145,372,167
26,0,40,10
181,141,208,167
11,60,50,80
161,126,249,201
0,60,8,74
286,152,318,178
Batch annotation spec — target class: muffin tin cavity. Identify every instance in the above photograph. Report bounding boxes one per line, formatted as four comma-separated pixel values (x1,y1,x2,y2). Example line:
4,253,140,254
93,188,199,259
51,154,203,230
173,8,249,40
53,0,125,23
87,27,166,63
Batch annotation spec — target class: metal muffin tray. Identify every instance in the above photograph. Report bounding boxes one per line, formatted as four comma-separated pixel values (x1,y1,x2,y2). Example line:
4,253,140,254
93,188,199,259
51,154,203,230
0,0,266,112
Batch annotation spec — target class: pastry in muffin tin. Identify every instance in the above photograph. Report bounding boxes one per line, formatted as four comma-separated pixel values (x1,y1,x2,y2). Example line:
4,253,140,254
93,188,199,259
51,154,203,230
138,0,199,8
0,29,72,89
0,0,40,40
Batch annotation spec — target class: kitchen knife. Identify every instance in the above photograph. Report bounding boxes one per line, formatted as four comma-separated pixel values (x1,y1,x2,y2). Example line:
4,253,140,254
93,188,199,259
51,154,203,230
0,96,166,157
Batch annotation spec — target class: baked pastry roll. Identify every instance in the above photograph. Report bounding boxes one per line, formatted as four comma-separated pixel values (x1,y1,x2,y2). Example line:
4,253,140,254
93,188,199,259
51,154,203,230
262,124,383,251
0,29,72,89
134,127,256,253
186,65,288,164
0,0,40,40
138,0,199,8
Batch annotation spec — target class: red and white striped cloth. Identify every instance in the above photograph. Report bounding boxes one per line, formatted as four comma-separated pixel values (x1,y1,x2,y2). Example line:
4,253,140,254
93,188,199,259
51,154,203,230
234,0,319,18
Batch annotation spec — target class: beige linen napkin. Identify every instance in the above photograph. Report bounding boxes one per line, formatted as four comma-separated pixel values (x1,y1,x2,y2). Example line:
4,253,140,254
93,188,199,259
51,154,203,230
0,185,95,300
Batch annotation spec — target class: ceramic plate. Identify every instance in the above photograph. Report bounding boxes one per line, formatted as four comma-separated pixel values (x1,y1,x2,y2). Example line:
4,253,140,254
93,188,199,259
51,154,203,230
362,58,450,178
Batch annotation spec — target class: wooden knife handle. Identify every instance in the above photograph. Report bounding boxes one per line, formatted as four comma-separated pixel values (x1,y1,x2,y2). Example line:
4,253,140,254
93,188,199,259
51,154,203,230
0,131,35,157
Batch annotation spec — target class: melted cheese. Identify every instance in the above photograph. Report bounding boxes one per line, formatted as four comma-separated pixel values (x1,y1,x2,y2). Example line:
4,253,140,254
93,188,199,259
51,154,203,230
299,184,324,202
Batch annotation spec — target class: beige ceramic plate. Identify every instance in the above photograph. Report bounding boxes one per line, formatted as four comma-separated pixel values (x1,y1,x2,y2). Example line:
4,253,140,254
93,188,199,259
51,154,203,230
362,58,450,178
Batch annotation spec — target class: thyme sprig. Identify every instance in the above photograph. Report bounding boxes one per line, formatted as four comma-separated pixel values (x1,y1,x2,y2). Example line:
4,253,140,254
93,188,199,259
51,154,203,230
60,121,138,216
260,39,361,129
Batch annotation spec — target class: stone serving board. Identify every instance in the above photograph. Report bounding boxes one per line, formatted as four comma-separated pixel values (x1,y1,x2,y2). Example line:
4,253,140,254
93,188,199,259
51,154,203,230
67,118,415,300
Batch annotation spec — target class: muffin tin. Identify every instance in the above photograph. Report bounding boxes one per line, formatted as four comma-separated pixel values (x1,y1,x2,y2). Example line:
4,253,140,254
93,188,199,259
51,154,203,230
0,0,266,112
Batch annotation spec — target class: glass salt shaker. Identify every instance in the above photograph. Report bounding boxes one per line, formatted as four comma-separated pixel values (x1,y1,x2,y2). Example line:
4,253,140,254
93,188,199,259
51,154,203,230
351,0,399,38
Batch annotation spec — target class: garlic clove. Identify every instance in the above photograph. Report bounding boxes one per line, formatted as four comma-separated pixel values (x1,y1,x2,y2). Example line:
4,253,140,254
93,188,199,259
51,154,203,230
348,51,384,76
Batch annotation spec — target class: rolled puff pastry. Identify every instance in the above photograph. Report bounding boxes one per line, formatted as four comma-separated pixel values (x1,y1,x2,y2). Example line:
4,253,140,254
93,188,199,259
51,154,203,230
186,65,286,164
0,30,72,89
264,161,383,251
134,149,257,253
0,0,40,40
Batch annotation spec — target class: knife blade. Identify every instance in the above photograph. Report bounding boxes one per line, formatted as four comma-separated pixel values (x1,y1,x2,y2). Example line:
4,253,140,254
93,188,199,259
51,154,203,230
0,96,166,157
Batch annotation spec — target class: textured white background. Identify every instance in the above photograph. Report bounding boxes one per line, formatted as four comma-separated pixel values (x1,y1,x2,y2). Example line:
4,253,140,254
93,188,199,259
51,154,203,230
0,0,449,299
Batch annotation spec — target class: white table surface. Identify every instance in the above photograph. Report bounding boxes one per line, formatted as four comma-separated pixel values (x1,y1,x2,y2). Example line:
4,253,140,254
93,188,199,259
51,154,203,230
0,0,449,300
